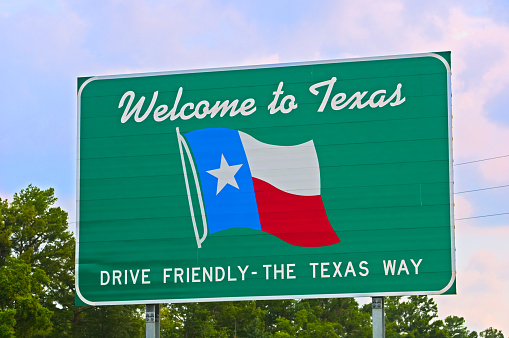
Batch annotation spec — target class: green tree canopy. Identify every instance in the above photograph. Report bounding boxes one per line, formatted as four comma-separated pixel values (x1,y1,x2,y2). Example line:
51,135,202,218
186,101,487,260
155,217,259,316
0,256,53,337
1,185,144,337
480,327,504,338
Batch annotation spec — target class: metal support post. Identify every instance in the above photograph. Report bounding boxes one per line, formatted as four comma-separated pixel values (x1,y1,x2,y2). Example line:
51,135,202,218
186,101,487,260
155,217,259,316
372,297,385,338
146,304,160,338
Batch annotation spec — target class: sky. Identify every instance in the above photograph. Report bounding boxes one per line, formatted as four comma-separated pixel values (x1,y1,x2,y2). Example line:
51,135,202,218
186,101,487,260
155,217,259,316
1,0,509,334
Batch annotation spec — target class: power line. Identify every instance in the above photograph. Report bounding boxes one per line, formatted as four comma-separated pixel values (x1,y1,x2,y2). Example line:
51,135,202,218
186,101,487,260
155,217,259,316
455,184,509,194
454,154,509,166
455,212,509,220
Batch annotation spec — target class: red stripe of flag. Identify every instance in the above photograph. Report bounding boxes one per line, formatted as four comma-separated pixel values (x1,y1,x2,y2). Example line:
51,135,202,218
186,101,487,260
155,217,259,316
253,178,340,247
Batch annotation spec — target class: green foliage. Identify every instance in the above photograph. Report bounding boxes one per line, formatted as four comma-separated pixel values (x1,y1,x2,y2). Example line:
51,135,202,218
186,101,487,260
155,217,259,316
0,185,144,337
444,315,477,338
480,327,504,338
0,198,11,266
384,297,487,338
0,256,53,337
161,303,218,337
0,308,16,338
159,299,370,337
385,295,447,337
64,305,144,337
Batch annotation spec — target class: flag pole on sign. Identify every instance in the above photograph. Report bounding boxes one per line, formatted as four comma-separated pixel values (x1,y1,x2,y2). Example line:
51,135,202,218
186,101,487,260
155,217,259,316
176,127,208,248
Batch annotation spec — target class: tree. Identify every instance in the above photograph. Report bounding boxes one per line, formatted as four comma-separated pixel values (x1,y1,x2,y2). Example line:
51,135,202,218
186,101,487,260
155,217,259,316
0,198,11,265
258,298,370,337
1,185,144,337
207,301,267,337
161,303,218,337
385,296,448,337
444,315,478,338
1,191,54,337
0,256,53,337
480,327,504,338
306,298,371,337
1,185,75,336
67,305,144,337
259,299,297,334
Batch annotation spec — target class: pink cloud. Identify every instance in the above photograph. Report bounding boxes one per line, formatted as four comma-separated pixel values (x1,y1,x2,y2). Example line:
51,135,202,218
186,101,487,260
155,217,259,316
436,247,509,333
436,223,509,333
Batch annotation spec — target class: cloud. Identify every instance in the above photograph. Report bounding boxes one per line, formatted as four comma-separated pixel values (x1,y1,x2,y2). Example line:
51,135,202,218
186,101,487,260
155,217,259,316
435,226,509,333
454,194,474,219
0,191,13,201
445,8,509,166
435,223,509,333
478,157,509,185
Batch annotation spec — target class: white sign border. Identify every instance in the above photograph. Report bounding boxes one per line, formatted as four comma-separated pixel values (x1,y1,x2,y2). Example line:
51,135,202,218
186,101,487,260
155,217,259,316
76,52,455,306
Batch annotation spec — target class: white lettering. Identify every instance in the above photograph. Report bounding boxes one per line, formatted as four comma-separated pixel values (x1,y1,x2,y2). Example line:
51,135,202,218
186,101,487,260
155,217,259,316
120,80,405,124
268,82,285,114
280,94,298,113
130,270,139,284
344,261,356,277
263,264,271,280
203,267,213,282
368,89,386,108
310,263,319,278
333,262,342,277
192,267,200,282
411,259,422,274
268,82,297,114
287,264,296,279
227,266,237,281
101,271,110,285
309,77,337,112
119,91,144,123
178,102,194,120
238,265,249,281
194,100,210,119
309,79,406,112
153,104,168,121
208,100,239,118
397,260,409,275
169,87,183,120
113,270,122,285
321,262,330,278
142,269,151,284
359,261,369,276
388,83,406,106
383,260,397,275
215,267,225,282
348,91,369,109
135,91,157,122
239,98,256,116
163,268,172,284
174,268,184,283
274,264,285,279
331,93,347,110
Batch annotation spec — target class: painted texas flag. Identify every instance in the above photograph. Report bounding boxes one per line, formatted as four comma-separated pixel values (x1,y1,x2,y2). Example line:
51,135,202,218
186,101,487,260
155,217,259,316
177,128,340,248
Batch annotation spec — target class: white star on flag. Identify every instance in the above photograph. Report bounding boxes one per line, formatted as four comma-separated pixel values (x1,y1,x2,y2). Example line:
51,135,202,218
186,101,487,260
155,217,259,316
207,154,243,195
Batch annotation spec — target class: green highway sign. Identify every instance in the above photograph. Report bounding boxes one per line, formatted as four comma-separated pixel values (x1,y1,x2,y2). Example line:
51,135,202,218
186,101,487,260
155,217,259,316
76,52,455,305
